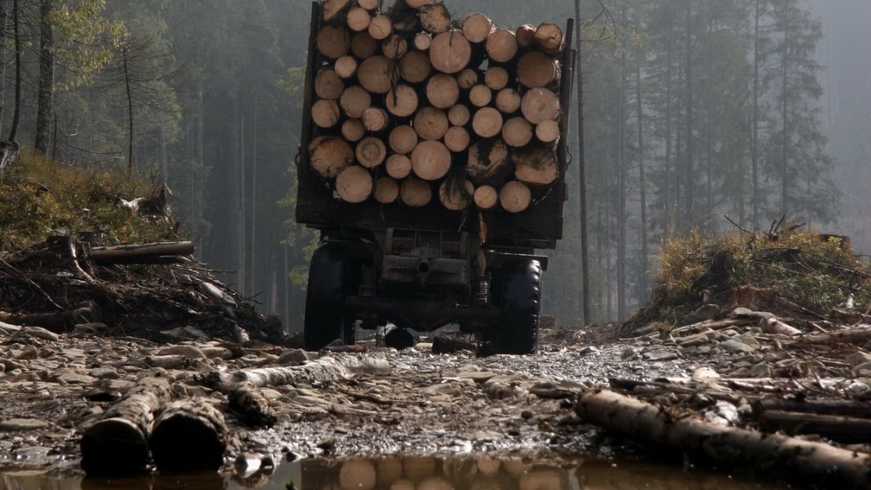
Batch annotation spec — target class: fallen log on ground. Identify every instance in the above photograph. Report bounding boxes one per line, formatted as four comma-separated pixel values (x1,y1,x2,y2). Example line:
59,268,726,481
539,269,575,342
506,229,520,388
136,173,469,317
89,242,195,265
150,399,227,473
80,377,172,476
758,410,871,444
228,384,277,428
797,326,871,346
754,399,871,419
576,389,871,489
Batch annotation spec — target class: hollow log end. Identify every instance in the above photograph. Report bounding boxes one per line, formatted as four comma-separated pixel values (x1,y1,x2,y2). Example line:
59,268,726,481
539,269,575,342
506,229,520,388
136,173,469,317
81,418,149,476
150,409,226,473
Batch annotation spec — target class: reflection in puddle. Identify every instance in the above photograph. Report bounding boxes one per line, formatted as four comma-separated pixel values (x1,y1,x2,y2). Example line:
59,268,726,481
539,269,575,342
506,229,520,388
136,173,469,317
1,456,788,490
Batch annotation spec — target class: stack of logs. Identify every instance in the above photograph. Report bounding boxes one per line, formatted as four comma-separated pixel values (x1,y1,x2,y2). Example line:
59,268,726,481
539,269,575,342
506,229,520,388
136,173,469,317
309,0,566,215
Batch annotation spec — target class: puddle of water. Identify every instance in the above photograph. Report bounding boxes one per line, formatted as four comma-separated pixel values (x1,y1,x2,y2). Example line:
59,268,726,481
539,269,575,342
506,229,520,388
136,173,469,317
0,456,789,490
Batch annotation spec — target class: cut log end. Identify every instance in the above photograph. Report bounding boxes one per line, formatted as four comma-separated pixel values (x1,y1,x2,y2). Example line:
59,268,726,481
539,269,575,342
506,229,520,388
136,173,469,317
495,88,522,114
401,177,433,207
358,56,396,94
347,7,371,32
426,74,461,109
448,104,471,126
484,66,509,91
375,177,401,204
386,154,413,179
502,117,534,148
536,120,560,143
334,56,358,79
336,166,374,203
368,15,393,41
474,185,499,210
457,68,479,90
323,0,352,22
315,69,344,100
383,34,409,60
522,88,560,125
486,29,518,63
317,25,351,59
340,85,372,119
430,31,472,74
534,23,564,55
414,32,433,51
472,107,504,139
499,181,532,213
469,84,493,108
362,107,390,132
312,99,341,128
342,119,366,142
356,137,387,168
386,84,420,117
310,137,355,178
414,107,449,141
516,24,536,48
411,140,452,181
419,4,451,34
513,145,559,186
81,418,149,477
518,52,559,89
444,126,471,153
439,179,475,211
389,125,419,155
467,140,509,184
150,401,227,473
462,13,494,43
399,50,432,83
351,32,378,59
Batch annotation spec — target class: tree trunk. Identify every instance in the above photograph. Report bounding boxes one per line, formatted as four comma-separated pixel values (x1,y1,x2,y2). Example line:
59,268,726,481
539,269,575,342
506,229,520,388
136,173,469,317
780,6,790,217
616,21,627,322
123,45,134,172
751,0,761,230
576,390,871,489
682,3,695,228
7,0,20,142
238,112,246,294
635,42,649,303
34,0,54,155
0,1,8,137
575,0,592,325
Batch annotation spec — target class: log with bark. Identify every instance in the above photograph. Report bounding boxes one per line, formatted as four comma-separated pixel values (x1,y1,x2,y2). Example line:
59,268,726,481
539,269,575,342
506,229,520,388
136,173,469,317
150,399,227,473
758,410,871,444
577,390,871,489
80,377,172,476
228,384,276,428
89,242,195,265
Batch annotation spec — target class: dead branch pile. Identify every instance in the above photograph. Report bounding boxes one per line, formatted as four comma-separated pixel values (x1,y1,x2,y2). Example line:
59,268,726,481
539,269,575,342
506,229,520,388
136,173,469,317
308,0,569,215
0,235,284,344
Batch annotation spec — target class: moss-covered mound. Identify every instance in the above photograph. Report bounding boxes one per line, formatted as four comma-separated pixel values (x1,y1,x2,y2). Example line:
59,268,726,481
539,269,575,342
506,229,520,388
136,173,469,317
623,230,871,335
0,152,177,252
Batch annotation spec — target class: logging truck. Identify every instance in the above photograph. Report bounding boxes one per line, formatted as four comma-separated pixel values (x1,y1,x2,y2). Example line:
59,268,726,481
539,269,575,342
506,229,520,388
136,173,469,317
296,0,575,354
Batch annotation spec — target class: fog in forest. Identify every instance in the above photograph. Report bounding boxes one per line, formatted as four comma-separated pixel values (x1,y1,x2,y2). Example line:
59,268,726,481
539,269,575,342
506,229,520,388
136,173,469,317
2,0,869,329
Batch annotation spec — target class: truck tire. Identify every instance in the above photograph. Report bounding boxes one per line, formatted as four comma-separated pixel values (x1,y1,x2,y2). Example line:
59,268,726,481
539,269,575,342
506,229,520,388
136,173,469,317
304,243,357,351
490,260,542,355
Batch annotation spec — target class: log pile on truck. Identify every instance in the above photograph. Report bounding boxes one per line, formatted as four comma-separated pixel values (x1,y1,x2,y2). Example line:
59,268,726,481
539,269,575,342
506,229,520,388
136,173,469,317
308,0,568,216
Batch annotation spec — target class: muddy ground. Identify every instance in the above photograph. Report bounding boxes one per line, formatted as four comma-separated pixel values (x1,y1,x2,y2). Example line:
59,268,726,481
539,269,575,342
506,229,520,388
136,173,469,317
0,327,695,473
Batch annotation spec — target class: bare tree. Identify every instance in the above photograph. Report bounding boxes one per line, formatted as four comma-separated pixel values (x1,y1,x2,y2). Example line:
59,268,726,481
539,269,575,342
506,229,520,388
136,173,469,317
34,0,54,155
